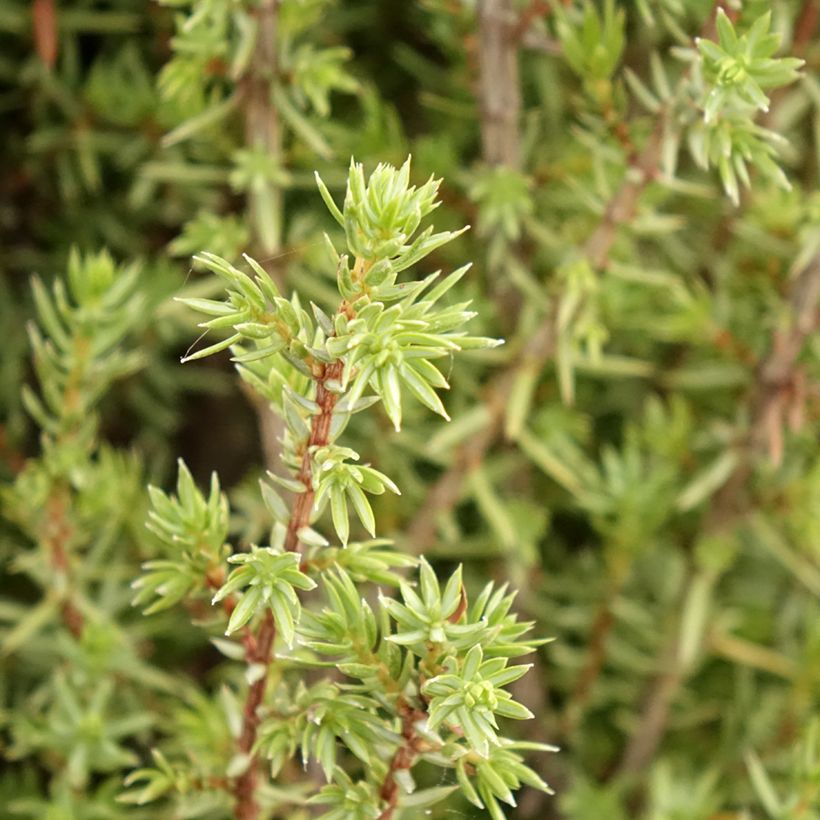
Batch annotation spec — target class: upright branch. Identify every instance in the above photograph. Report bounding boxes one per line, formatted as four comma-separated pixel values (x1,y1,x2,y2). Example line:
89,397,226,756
243,0,282,261
241,0,284,471
478,0,521,168
752,254,820,464
7,251,144,646
145,159,549,820
233,301,351,820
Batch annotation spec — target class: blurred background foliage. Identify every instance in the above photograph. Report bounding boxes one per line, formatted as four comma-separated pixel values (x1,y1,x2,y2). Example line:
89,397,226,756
1,0,819,817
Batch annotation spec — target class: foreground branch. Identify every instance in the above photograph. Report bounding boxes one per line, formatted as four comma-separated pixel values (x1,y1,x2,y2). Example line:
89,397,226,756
284,359,344,552
377,702,427,820
233,293,358,818
233,611,276,820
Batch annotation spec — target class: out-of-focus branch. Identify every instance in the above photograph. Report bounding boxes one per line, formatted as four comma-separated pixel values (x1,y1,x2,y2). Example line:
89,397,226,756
560,557,631,736
763,0,818,126
419,0,525,551
752,254,820,464
614,632,684,779
44,490,84,639
478,0,521,168
406,118,663,552
616,251,820,779
241,0,285,472
792,0,820,53
511,0,566,55
406,1,731,552
243,0,281,262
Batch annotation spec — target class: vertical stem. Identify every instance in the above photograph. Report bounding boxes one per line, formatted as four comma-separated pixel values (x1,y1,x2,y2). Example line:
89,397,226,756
284,359,344,553
244,0,282,262
44,489,84,638
478,0,521,168
243,0,285,471
376,702,426,820
233,610,276,820
231,2,284,790
232,301,355,817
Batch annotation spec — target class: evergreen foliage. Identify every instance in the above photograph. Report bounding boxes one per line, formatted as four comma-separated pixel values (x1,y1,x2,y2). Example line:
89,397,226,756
2,1,820,819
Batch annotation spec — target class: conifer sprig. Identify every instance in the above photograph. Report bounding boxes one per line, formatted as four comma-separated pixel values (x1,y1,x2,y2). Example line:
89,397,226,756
130,158,544,819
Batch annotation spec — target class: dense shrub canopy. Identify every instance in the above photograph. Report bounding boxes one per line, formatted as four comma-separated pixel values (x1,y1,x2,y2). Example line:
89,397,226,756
1,1,819,818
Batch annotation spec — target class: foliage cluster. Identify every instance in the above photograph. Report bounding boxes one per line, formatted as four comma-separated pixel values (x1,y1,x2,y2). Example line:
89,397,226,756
1,1,819,819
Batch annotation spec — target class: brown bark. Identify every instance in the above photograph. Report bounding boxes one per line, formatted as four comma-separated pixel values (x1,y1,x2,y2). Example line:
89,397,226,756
243,0,281,261
232,330,349,818
242,0,286,473
478,0,521,168
376,702,427,820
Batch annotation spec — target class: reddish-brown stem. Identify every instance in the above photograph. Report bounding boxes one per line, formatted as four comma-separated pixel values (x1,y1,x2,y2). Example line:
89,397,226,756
284,359,344,553
44,491,84,639
232,324,350,818
377,701,427,820
233,610,277,820
231,361,340,817
230,7,285,808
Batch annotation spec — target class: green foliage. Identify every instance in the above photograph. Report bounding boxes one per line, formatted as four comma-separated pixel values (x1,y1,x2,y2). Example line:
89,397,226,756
23,249,145,442
127,159,548,817
133,461,230,614
423,644,534,756
698,10,803,119
555,0,626,82
692,9,804,202
2,2,820,819
215,547,315,641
